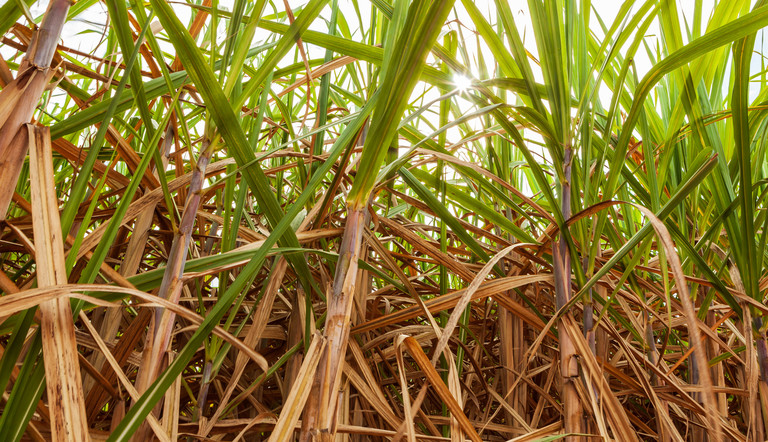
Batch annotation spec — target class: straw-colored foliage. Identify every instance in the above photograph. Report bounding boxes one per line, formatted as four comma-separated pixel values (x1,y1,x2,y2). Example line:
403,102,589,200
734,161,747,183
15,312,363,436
3,0,768,440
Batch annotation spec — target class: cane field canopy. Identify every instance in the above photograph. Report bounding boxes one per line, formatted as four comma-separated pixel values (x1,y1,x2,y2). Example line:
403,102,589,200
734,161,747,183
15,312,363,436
6,0,768,441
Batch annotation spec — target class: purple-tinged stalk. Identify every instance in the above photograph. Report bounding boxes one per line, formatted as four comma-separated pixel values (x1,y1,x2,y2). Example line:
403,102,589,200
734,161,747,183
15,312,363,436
554,143,582,440
302,206,367,437
132,140,213,441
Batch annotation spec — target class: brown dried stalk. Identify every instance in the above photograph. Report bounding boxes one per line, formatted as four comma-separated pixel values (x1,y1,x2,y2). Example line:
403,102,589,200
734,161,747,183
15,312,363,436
27,124,89,441
0,0,72,220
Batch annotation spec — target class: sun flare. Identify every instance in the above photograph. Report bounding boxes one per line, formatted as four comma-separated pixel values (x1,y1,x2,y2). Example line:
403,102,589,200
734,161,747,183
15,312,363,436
453,74,473,91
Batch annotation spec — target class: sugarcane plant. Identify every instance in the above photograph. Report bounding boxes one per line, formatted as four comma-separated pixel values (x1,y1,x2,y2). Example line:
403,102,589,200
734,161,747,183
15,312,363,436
4,0,768,441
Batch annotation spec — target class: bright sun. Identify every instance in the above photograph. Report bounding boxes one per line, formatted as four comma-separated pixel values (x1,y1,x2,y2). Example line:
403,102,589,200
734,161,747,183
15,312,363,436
453,74,473,92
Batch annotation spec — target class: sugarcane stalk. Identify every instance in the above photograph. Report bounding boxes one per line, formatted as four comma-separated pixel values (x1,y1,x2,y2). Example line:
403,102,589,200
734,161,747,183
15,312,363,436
28,124,90,441
131,139,213,441
302,206,367,438
299,1,455,438
0,0,72,220
554,144,582,440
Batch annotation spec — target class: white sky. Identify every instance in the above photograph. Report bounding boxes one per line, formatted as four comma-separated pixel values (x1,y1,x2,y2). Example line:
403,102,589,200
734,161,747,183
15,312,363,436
21,1,765,90
27,0,717,81
35,0,766,99
10,0,766,147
